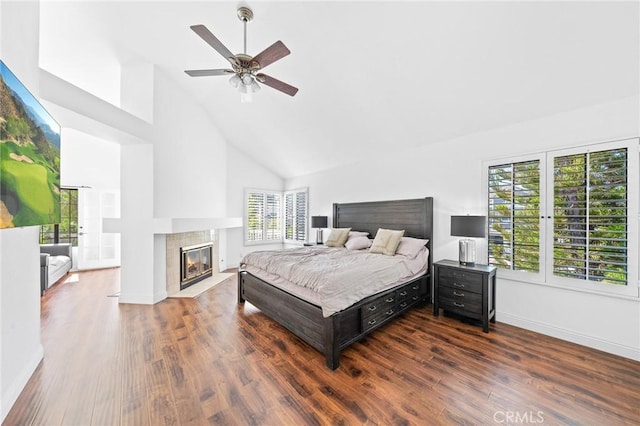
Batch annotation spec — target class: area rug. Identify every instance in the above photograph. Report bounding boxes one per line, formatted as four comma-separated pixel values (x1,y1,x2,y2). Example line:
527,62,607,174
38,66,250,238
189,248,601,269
167,273,234,298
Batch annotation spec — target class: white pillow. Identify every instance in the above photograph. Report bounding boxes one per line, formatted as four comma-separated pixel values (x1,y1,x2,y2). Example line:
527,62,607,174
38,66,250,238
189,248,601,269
369,228,405,255
396,237,429,258
345,236,372,250
348,231,370,240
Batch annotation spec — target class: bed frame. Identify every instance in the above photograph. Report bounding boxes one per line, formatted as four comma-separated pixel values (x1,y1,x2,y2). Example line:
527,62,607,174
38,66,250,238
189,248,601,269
237,197,434,370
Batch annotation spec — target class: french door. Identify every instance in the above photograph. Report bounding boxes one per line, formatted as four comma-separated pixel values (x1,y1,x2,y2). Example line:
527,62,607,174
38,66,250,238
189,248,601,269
77,188,120,270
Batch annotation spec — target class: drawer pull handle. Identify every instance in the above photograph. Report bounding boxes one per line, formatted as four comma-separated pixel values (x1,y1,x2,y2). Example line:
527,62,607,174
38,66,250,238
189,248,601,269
386,297,395,303
453,291,465,297
385,309,395,316
400,302,408,308
453,283,465,288
412,296,419,301
453,302,465,308
412,285,419,290
368,318,377,326
399,291,408,296
368,306,377,312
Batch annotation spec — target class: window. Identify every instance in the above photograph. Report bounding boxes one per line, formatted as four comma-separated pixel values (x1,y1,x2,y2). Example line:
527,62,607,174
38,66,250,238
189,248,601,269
245,190,282,244
284,189,308,243
552,148,628,285
40,188,79,246
486,139,638,297
488,158,541,274
245,188,308,245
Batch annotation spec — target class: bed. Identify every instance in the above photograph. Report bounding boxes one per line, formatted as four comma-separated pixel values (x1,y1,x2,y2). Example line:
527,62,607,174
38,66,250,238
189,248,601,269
237,197,434,370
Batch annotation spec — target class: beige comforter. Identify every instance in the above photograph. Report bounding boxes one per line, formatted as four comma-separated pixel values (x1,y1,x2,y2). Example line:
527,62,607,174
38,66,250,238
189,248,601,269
241,246,428,317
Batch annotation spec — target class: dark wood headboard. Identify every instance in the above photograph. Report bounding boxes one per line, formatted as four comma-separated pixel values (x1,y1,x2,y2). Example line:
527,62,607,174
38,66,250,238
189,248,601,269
332,197,433,241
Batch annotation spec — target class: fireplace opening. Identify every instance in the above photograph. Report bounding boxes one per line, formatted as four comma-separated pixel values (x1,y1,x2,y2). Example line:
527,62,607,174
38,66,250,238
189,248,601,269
180,242,213,290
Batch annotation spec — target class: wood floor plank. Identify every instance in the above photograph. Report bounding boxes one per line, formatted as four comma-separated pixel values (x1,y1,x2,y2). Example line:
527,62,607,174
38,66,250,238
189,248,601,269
3,268,640,426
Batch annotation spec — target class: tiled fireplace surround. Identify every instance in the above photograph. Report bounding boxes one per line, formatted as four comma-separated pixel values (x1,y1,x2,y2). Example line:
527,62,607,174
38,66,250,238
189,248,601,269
165,230,219,295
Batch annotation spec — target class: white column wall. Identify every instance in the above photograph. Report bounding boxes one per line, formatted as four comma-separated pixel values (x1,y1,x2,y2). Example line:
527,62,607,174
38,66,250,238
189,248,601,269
0,1,45,421
118,143,159,303
286,96,640,361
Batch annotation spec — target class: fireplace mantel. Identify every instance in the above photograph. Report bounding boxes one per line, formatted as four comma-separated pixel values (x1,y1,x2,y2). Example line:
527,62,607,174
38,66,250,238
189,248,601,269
103,217,242,234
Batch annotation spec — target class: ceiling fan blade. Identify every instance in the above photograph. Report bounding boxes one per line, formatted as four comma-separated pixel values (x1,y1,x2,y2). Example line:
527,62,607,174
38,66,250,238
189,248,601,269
184,69,234,77
256,73,298,97
251,41,290,70
190,24,237,65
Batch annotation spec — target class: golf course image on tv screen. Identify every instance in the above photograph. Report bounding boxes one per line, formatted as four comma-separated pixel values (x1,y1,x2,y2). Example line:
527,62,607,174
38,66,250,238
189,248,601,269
0,60,61,229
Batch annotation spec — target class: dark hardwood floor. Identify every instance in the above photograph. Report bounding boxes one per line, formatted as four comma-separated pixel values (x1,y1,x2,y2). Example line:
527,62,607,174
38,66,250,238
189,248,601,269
4,268,640,425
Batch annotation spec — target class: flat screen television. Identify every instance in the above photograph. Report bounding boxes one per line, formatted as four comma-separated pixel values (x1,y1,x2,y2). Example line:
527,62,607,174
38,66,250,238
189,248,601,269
0,60,61,228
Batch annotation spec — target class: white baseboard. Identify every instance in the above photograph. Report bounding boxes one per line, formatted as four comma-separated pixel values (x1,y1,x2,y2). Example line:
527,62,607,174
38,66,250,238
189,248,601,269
499,312,640,361
118,289,167,305
154,290,168,304
1,344,44,422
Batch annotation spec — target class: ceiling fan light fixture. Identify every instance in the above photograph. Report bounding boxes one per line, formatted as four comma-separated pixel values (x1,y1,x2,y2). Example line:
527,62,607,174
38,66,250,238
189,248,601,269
241,73,254,86
251,80,261,93
229,74,241,88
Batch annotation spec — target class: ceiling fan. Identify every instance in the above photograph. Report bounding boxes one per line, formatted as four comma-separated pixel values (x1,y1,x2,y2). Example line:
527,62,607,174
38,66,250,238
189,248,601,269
185,6,298,102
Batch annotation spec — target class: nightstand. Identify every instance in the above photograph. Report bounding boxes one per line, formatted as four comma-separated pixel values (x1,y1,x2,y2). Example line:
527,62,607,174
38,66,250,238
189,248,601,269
433,259,497,333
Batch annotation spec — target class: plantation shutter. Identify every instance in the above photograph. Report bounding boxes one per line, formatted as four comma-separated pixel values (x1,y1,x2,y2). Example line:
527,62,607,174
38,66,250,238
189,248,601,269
284,189,308,243
264,193,282,241
285,193,294,240
246,191,266,242
552,148,628,285
488,160,541,272
295,190,307,242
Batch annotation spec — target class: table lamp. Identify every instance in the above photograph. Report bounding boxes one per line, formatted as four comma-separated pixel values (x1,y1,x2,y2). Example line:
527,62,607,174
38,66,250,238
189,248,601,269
451,215,486,266
311,216,328,244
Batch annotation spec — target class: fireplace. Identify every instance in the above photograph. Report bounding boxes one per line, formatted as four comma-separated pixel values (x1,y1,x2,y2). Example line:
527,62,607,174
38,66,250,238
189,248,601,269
180,242,213,290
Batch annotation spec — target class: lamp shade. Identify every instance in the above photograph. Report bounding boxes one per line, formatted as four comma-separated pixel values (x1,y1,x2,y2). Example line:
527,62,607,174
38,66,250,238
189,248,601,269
451,215,486,238
311,216,328,228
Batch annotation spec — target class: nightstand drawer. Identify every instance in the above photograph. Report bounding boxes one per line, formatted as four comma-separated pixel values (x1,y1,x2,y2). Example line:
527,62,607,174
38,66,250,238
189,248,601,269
438,269,482,293
439,298,482,319
438,285,482,306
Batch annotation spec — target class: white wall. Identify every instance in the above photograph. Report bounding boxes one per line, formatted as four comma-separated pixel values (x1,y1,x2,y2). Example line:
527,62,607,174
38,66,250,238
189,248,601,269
118,143,158,303
60,128,120,189
287,96,640,361
0,1,45,421
152,69,227,219
225,144,285,268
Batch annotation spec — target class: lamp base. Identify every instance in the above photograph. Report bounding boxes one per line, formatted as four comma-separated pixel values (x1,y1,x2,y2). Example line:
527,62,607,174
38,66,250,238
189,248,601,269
316,229,324,245
458,239,476,266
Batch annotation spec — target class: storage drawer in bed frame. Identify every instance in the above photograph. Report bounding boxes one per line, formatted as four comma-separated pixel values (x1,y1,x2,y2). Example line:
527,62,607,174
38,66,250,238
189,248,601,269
361,279,427,333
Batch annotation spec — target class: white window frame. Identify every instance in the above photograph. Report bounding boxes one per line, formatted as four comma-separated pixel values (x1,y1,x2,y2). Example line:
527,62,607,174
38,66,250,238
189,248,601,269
284,188,308,244
244,187,308,246
484,138,639,298
485,152,547,284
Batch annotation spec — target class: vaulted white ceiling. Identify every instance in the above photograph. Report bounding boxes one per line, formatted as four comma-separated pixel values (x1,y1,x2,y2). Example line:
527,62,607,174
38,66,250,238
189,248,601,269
39,1,639,179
